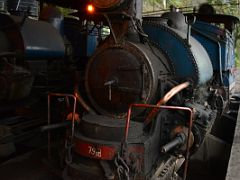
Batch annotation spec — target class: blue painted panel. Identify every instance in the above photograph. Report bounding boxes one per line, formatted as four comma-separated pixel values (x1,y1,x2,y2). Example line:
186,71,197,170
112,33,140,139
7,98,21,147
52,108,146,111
143,25,195,78
191,20,235,87
20,18,65,59
192,21,235,71
87,27,98,56
143,23,213,85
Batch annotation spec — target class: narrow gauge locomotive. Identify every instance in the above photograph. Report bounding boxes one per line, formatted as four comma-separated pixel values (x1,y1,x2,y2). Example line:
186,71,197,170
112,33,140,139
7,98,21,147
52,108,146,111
55,1,239,180
0,0,66,102
0,0,98,103
1,0,239,179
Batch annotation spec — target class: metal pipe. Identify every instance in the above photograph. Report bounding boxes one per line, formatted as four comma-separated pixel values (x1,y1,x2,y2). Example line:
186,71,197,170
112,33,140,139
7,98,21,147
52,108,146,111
71,95,77,143
183,107,193,180
74,71,95,114
187,21,191,44
104,13,118,44
145,81,190,126
40,121,71,132
161,132,186,153
185,15,196,45
16,0,21,10
47,93,51,160
134,0,142,21
74,89,95,114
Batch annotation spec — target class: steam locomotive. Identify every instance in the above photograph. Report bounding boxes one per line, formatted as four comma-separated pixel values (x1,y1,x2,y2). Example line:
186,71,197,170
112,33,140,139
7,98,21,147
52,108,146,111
0,0,239,179
0,0,97,102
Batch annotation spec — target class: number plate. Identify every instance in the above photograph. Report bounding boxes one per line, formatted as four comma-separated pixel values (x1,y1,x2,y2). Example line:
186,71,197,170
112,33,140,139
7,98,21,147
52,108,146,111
74,139,117,160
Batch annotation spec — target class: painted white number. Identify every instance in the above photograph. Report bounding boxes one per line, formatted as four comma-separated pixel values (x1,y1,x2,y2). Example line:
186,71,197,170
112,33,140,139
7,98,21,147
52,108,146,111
88,146,102,158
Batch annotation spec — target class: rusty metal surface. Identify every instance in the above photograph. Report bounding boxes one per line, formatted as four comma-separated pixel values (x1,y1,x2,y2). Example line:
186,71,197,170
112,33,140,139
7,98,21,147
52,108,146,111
85,41,170,118
225,107,240,180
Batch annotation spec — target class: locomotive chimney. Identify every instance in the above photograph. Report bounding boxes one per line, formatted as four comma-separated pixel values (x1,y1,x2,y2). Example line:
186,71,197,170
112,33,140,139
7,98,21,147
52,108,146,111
134,0,143,21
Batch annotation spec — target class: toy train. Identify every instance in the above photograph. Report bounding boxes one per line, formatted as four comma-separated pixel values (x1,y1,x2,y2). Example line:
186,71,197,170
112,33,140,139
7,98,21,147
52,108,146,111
0,0,239,179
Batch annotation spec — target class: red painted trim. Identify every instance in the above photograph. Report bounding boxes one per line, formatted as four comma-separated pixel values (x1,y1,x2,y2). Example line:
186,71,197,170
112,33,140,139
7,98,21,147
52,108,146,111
74,139,117,160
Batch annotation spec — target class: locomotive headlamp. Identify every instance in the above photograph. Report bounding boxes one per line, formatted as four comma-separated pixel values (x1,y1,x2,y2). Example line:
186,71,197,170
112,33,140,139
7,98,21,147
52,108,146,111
86,4,95,13
91,0,124,10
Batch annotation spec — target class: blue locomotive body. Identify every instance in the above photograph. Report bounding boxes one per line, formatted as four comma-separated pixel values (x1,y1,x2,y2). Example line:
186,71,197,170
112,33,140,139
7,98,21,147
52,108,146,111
142,15,213,86
143,12,238,90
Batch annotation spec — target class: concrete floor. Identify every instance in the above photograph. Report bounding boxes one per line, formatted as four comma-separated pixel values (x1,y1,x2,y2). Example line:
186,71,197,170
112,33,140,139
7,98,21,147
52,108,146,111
0,148,61,180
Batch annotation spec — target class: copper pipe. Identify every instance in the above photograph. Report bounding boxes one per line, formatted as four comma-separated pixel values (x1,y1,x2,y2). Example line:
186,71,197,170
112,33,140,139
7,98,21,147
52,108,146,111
74,89,95,114
123,103,193,180
74,71,95,114
145,81,190,126
124,104,133,143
